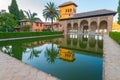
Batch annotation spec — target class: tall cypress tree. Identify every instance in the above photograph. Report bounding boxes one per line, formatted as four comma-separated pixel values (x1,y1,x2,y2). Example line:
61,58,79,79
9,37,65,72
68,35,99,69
117,0,120,24
19,9,25,20
8,0,20,22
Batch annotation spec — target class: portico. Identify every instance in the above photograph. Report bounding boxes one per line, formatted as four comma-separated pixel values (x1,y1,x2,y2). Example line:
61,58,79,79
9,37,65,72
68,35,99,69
59,1,116,34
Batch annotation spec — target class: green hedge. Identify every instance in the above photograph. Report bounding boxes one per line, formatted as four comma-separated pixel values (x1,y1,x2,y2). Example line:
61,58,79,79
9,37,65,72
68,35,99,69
0,31,63,39
109,32,120,44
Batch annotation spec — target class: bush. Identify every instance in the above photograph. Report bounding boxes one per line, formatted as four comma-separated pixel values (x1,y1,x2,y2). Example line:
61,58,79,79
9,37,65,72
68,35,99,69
109,32,120,44
0,27,14,32
0,31,63,39
42,28,51,32
21,25,31,32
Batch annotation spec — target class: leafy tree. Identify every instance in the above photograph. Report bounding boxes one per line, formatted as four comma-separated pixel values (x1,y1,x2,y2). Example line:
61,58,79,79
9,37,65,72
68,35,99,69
8,0,20,22
24,10,37,31
118,0,120,24
0,11,17,32
43,2,59,31
19,9,25,20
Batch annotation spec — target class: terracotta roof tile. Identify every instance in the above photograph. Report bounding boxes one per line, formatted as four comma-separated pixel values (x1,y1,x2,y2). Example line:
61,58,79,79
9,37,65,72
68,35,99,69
59,1,77,7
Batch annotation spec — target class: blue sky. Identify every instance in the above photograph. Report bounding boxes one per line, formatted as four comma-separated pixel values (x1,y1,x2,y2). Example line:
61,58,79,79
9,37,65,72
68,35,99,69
0,0,118,21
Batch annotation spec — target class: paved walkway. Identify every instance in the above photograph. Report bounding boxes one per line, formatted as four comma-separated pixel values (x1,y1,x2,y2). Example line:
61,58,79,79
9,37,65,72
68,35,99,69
103,35,120,80
0,52,59,80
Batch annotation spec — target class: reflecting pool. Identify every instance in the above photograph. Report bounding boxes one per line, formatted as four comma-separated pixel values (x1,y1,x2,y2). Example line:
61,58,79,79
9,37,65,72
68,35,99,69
0,34,103,80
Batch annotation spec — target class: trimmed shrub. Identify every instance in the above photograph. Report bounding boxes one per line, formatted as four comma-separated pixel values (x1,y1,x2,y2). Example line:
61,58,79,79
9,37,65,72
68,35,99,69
109,32,120,44
0,31,63,39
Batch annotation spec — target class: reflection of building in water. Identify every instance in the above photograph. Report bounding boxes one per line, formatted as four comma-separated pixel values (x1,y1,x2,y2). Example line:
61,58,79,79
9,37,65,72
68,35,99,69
59,48,75,62
59,34,103,54
23,40,47,47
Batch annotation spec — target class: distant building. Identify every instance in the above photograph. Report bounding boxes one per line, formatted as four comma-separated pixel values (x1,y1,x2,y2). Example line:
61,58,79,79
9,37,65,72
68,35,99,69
19,18,44,32
59,1,117,34
112,22,120,32
19,18,61,32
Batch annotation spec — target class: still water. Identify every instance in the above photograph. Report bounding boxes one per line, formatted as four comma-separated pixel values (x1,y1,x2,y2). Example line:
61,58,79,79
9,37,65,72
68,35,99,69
0,34,103,80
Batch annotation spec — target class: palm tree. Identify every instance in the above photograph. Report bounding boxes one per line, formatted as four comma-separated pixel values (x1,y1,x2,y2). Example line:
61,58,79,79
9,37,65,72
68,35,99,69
24,10,37,31
43,2,59,31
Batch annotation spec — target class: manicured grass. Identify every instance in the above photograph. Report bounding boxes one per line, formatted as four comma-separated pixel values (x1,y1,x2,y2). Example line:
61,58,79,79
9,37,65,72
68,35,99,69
0,31,63,39
109,32,120,44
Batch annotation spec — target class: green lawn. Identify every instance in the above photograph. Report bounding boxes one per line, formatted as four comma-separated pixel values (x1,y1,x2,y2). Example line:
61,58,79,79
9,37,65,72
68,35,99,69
109,32,120,44
0,31,63,39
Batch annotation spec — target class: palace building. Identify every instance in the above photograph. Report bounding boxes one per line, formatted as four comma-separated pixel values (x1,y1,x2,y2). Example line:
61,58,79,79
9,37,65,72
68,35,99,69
19,1,116,34
59,1,117,34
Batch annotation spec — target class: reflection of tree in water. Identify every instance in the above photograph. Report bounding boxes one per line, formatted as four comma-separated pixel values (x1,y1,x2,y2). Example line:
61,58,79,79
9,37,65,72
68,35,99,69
1,45,26,60
45,42,59,64
2,46,13,56
89,36,96,48
25,48,41,60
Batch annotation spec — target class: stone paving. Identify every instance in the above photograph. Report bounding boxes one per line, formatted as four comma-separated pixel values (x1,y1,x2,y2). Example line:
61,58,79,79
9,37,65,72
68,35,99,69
103,35,120,80
0,52,59,80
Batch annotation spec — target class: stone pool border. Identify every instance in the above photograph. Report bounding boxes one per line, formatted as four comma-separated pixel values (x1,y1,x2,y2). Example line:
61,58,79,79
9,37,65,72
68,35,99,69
0,34,120,80
0,51,59,80
103,35,120,80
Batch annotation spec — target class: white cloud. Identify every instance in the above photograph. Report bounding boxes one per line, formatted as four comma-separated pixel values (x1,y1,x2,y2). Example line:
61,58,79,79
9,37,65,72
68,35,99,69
0,0,11,12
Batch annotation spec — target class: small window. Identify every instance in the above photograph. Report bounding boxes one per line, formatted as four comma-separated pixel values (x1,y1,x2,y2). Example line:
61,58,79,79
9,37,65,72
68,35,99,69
66,9,67,12
70,9,72,12
68,9,69,12
40,23,42,26
69,14,70,16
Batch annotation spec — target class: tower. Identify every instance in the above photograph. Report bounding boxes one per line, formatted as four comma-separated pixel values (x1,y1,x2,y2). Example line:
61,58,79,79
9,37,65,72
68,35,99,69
59,1,77,19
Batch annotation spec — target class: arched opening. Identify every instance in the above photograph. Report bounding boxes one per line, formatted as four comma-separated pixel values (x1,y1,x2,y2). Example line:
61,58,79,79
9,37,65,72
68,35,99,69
73,23,78,33
83,26,88,33
98,39,103,49
73,38,78,46
67,23,72,33
79,35,88,48
67,34,72,45
89,36,96,48
80,20,89,34
99,21,108,34
90,21,97,33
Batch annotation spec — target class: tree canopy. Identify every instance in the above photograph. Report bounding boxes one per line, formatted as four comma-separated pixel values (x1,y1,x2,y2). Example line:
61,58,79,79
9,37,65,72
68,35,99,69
43,2,59,31
8,0,20,21
0,10,17,32
24,10,37,25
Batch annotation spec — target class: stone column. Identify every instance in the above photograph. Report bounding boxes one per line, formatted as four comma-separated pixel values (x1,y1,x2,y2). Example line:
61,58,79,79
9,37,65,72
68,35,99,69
88,18,91,31
78,19,81,34
61,21,67,35
107,15,114,33
97,17,100,35
71,20,74,34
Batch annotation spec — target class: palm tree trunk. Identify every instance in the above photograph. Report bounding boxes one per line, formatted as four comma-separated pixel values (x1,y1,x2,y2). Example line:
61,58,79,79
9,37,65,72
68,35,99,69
30,22,33,32
51,18,54,32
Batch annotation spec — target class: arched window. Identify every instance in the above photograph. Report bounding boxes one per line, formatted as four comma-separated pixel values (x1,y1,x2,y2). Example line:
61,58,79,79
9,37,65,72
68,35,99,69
68,9,69,12
66,9,67,12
